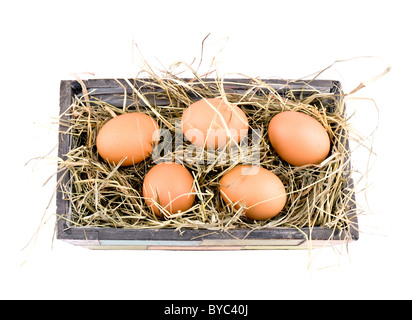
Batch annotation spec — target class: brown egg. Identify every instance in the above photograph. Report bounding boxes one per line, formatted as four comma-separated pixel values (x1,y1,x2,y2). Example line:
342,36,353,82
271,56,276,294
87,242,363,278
96,113,159,166
219,165,287,220
181,98,249,149
268,111,330,166
143,162,196,217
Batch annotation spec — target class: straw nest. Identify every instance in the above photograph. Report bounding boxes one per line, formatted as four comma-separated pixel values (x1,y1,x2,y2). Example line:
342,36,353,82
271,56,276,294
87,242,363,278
56,65,358,237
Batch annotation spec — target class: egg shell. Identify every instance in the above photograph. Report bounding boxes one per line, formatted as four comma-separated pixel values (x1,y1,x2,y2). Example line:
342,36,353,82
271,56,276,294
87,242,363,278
143,162,196,217
96,112,159,166
219,165,287,220
181,98,249,149
268,111,331,166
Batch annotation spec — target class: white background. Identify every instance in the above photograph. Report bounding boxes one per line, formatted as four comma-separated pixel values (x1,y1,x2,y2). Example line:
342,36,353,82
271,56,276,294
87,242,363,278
1,0,411,300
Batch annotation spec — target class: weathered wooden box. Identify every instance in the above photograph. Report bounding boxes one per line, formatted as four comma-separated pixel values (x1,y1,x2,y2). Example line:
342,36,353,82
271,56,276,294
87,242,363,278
56,78,358,250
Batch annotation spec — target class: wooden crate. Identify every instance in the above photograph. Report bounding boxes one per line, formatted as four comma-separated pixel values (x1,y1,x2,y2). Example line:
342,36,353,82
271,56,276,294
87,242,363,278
56,78,358,250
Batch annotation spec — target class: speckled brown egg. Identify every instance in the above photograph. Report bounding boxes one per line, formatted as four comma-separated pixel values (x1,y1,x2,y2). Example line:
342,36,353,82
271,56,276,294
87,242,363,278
268,111,330,166
143,162,196,217
181,98,249,149
219,165,287,220
96,112,159,166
